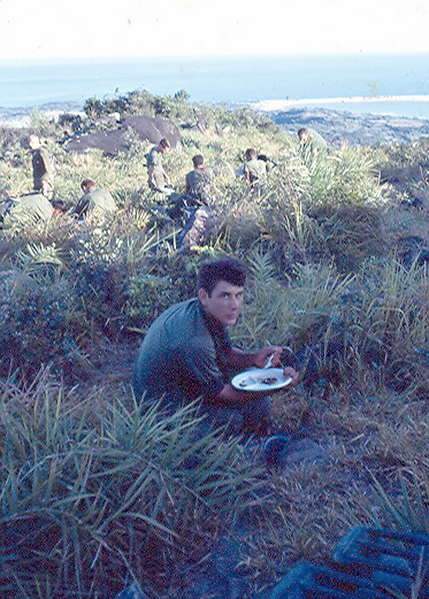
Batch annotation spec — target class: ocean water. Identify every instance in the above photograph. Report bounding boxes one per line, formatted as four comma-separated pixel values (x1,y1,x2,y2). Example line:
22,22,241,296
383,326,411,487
1,53,429,118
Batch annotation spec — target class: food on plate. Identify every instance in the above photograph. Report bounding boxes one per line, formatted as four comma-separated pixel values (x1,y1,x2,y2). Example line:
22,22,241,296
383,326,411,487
239,375,278,387
260,377,277,385
232,368,292,391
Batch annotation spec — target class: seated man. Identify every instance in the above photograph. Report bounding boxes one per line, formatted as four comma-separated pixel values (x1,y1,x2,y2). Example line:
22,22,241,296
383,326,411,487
0,192,54,228
257,154,276,173
72,179,117,219
166,154,212,222
298,128,328,156
184,154,212,206
243,148,268,190
133,257,298,435
175,154,217,253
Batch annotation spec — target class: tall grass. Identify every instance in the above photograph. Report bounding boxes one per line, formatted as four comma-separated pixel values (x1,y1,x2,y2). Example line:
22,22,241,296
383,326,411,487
0,370,265,597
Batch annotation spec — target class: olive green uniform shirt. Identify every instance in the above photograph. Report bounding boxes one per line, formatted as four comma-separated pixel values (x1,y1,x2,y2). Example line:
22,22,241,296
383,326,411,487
302,128,328,153
2,193,53,227
32,147,53,190
185,168,212,205
147,147,168,189
244,158,267,186
73,187,117,218
133,298,231,403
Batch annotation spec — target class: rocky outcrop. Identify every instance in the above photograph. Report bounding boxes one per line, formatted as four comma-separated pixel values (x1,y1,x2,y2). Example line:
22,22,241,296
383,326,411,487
65,129,130,155
262,106,429,147
64,115,182,155
122,115,182,149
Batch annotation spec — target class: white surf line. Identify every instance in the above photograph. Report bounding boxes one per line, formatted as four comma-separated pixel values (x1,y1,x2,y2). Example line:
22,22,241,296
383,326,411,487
253,95,429,111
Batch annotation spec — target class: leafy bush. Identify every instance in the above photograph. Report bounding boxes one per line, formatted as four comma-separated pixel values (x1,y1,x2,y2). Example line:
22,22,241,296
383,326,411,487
56,112,86,136
0,268,76,378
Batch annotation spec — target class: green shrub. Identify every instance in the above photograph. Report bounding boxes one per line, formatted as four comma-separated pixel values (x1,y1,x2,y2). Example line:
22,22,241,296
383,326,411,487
0,376,264,597
0,269,76,378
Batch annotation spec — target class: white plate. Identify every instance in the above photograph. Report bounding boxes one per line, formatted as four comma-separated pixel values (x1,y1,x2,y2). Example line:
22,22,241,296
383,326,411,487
231,368,292,392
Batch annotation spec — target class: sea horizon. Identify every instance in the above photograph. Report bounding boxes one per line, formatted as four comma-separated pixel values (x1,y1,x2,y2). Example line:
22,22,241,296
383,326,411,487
1,53,429,119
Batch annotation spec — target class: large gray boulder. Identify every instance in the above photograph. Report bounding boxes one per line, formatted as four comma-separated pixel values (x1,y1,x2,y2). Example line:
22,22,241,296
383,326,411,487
122,115,182,149
64,115,182,155
65,130,130,155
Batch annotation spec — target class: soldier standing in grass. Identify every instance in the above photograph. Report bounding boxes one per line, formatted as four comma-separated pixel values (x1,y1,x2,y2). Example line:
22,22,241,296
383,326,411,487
243,148,268,191
29,134,54,198
146,138,172,193
72,179,117,220
133,257,299,436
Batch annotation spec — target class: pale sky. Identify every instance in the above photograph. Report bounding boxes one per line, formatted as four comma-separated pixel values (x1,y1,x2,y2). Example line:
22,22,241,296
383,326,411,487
1,0,429,60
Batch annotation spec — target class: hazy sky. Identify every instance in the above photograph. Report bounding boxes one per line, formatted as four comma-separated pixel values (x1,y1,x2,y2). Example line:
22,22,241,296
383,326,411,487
1,0,429,60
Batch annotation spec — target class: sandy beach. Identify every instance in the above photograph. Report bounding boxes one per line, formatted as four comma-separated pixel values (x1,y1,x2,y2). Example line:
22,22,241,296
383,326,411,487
253,94,429,112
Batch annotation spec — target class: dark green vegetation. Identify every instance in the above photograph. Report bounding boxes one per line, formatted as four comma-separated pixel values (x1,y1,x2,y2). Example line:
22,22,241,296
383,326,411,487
2,89,429,598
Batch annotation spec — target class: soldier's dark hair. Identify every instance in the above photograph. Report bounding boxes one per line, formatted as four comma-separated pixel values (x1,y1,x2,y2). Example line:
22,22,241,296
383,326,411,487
51,200,67,213
298,128,308,139
198,258,247,296
245,148,256,160
159,138,170,149
192,154,204,168
81,178,96,191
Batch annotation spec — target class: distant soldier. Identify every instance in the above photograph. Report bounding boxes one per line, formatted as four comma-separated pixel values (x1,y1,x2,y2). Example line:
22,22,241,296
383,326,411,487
29,134,54,198
298,128,328,156
167,154,212,221
72,179,117,220
184,154,212,206
177,155,218,254
257,154,276,173
146,138,172,193
0,192,53,228
243,148,268,190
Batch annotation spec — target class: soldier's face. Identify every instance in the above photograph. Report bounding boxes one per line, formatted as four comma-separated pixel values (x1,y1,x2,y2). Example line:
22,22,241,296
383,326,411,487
29,135,40,150
198,280,243,326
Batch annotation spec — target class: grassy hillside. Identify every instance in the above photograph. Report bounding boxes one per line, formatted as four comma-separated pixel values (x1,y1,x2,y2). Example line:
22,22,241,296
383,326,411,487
2,90,429,598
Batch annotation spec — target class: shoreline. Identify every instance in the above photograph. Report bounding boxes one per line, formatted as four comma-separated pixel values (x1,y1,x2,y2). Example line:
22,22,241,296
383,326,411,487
0,103,84,128
253,94,429,113
251,94,429,120
2,99,429,147
2,93,429,121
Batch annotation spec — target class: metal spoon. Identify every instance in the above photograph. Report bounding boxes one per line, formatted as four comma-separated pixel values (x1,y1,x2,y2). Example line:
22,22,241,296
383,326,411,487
264,353,275,369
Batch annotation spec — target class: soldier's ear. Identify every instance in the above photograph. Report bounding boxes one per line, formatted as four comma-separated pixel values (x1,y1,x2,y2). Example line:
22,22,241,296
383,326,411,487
198,288,208,306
